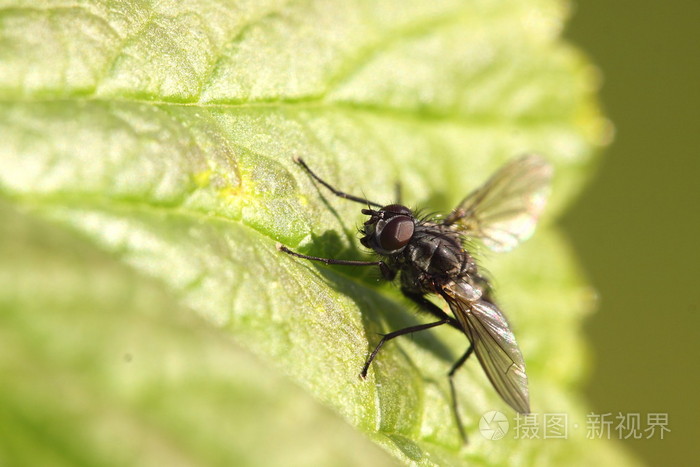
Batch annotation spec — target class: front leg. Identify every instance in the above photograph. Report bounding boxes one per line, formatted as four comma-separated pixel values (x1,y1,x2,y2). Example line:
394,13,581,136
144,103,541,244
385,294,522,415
277,243,383,267
278,243,401,283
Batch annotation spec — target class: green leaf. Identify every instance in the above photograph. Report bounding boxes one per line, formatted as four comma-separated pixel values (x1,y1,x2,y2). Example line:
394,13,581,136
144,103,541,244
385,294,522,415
0,0,636,465
0,203,392,466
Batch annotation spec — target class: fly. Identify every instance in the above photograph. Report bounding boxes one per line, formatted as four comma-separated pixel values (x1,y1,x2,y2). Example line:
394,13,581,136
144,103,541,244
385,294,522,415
277,155,553,439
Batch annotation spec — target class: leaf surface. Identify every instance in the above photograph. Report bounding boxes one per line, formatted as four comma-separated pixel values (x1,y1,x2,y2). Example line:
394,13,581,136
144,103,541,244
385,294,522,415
0,0,636,464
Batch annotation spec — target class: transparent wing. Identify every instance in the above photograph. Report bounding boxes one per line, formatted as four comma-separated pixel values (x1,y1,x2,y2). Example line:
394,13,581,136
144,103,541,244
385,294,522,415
444,281,530,414
445,155,553,252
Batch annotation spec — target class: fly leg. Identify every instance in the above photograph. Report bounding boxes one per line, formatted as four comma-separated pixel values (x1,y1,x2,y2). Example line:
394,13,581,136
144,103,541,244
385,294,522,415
449,345,475,442
294,157,383,208
403,289,474,442
360,318,451,378
360,291,461,377
277,244,396,279
401,290,463,331
277,244,383,267
394,180,403,205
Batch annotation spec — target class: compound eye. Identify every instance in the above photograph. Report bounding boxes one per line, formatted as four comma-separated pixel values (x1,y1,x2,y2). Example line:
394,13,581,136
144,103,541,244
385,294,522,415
379,216,415,251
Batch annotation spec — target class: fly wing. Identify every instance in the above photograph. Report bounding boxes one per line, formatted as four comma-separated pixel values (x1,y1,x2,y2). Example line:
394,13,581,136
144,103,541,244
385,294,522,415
443,281,530,413
445,155,553,252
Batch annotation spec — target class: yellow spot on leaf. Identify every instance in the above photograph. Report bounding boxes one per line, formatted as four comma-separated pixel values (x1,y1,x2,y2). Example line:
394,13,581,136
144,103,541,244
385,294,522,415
193,170,212,187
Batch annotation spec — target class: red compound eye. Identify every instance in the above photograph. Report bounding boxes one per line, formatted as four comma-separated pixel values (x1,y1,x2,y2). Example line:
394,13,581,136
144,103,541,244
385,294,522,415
378,216,414,251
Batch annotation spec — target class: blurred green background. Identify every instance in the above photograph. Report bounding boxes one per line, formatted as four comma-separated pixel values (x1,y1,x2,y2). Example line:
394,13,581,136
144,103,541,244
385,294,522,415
564,2,698,466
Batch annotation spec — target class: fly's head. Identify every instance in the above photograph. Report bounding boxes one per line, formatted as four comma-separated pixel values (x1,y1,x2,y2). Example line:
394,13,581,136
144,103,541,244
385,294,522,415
360,204,415,256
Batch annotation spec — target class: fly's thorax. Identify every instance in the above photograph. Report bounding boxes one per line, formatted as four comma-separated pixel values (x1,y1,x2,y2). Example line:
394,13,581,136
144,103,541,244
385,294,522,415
404,222,470,278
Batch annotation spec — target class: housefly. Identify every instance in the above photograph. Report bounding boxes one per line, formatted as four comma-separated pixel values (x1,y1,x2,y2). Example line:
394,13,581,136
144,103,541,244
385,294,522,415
277,155,552,438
